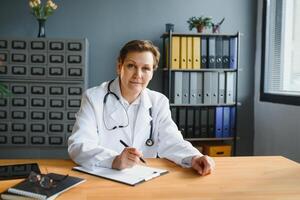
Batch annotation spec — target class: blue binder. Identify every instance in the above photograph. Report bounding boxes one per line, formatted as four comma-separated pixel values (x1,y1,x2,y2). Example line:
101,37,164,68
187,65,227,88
229,107,236,137
223,107,230,137
215,107,223,138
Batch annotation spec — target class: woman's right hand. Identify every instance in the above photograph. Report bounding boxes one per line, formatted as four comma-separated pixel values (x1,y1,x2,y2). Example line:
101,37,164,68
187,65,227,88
112,147,143,170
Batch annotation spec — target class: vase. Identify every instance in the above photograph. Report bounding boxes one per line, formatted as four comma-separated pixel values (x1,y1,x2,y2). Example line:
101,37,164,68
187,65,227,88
37,19,46,38
196,25,204,33
212,25,221,33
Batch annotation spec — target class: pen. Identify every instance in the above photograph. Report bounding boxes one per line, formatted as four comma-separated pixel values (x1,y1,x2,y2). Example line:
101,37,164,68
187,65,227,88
119,140,147,164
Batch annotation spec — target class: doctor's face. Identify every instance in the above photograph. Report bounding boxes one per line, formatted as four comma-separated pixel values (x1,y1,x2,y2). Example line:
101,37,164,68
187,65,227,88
117,51,154,100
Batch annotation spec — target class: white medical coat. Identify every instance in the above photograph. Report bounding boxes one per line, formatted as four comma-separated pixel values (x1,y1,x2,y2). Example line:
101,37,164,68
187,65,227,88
68,78,200,169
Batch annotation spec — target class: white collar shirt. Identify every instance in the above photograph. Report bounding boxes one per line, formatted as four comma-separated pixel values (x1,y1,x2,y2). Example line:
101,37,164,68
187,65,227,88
119,96,141,144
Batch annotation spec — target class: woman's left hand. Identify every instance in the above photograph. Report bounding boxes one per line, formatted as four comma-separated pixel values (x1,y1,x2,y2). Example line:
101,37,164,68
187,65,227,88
191,155,215,176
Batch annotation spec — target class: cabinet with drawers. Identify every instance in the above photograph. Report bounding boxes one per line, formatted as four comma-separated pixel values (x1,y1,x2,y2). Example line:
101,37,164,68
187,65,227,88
0,38,88,149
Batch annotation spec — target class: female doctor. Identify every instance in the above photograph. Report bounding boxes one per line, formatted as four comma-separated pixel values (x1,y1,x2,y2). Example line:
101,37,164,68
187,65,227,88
68,40,215,176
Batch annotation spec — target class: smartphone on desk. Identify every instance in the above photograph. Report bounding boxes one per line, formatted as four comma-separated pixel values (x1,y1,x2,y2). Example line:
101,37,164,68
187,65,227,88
0,163,40,181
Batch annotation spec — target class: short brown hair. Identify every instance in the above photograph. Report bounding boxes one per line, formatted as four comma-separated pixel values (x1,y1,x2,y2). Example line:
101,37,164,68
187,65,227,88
118,40,160,70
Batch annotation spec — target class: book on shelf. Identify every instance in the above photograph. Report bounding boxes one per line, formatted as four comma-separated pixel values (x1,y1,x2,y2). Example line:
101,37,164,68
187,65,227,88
4,173,85,200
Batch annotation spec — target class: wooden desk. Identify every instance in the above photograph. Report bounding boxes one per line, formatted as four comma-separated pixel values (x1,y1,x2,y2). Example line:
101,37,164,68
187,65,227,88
1,156,300,200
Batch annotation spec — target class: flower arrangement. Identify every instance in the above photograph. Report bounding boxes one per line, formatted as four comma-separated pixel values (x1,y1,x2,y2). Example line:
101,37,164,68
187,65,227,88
187,16,212,33
29,0,58,20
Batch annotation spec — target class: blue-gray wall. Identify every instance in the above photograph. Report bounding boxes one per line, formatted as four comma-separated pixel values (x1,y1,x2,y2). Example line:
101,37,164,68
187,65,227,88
254,1,300,163
0,0,257,157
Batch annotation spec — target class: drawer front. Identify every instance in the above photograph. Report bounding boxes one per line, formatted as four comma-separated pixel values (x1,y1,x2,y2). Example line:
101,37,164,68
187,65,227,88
0,37,88,148
204,145,232,157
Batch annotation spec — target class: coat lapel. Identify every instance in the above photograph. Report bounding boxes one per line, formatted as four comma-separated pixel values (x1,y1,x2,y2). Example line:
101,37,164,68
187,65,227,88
103,78,132,144
133,89,152,148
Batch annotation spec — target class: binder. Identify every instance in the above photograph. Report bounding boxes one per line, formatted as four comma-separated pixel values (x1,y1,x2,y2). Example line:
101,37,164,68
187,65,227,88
229,37,238,69
194,108,201,138
218,72,225,104
187,108,194,138
180,36,187,69
208,108,215,137
173,72,182,104
225,72,236,104
203,72,211,104
215,37,223,68
200,108,208,138
201,37,208,68
178,107,187,138
192,37,201,69
229,107,236,137
171,36,180,69
222,36,230,68
211,72,219,104
165,39,169,68
215,107,223,138
208,37,216,68
222,107,230,137
186,37,193,69
196,72,203,104
162,71,169,96
182,72,189,104
189,72,197,104
170,107,177,123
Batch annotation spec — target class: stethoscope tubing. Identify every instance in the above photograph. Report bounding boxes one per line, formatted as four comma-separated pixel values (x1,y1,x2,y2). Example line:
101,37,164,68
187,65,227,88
102,79,154,146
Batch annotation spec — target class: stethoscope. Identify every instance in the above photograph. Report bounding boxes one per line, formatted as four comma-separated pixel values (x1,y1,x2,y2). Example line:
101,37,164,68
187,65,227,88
102,80,154,147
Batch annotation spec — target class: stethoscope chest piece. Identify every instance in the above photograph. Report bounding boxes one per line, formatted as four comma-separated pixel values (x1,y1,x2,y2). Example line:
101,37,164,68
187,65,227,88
145,138,154,146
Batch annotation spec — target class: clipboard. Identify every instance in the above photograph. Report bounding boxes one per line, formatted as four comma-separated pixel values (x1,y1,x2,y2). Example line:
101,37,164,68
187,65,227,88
72,165,168,186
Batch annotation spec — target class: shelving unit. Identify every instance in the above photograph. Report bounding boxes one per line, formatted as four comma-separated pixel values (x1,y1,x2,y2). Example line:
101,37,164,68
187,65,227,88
161,30,240,155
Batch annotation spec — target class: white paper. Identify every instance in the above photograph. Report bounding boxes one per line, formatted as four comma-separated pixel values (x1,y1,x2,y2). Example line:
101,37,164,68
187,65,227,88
73,165,168,186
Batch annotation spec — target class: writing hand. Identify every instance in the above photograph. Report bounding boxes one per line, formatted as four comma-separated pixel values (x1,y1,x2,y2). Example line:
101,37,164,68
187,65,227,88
112,147,144,170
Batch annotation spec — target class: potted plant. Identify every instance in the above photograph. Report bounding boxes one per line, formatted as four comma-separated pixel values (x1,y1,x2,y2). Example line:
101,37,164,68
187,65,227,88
187,16,212,33
0,83,11,97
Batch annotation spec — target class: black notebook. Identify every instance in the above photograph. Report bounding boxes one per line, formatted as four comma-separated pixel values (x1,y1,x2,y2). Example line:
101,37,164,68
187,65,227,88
1,190,37,200
7,173,85,200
